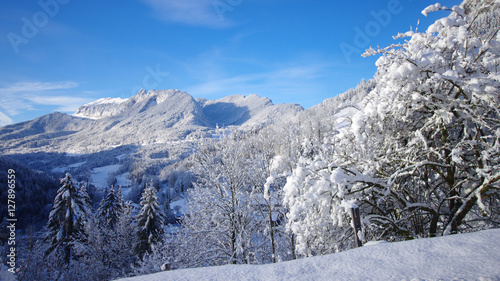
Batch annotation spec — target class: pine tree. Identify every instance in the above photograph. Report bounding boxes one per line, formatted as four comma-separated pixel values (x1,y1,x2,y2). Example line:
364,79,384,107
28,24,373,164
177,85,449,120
116,186,124,209
96,186,123,228
45,173,91,264
135,183,165,258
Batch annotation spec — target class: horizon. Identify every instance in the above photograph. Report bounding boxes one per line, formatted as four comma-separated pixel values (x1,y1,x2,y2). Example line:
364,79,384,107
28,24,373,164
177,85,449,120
0,0,460,126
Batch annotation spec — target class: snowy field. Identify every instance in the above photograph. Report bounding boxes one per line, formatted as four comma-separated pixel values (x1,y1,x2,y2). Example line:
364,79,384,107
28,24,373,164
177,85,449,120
90,164,121,187
120,229,500,281
90,164,131,188
51,161,87,173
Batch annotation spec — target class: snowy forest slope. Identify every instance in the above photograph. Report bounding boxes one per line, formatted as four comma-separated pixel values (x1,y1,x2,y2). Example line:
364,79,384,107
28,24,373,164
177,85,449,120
119,228,500,281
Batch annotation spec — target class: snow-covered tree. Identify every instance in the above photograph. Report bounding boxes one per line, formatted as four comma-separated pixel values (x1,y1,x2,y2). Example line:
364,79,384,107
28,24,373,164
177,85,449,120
135,183,165,258
132,234,176,276
45,173,92,264
116,200,139,261
284,1,500,256
96,185,123,228
244,126,302,262
82,200,137,280
76,186,136,279
283,139,359,256
359,1,500,236
177,130,267,267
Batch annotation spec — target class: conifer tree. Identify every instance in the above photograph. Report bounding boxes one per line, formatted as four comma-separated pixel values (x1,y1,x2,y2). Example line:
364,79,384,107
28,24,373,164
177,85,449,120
96,186,123,228
116,186,125,209
135,183,165,258
45,173,91,264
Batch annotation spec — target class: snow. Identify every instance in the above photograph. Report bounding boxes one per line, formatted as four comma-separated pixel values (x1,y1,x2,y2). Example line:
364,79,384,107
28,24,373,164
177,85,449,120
51,161,86,173
1,89,304,156
88,97,128,105
73,95,133,119
90,164,121,188
119,229,500,281
116,171,131,187
0,266,16,281
120,187,132,200
422,3,443,17
199,94,302,127
169,197,188,215
334,106,358,129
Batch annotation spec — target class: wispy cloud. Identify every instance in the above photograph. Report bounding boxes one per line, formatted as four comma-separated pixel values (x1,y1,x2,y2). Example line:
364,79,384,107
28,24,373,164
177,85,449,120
0,81,94,125
25,96,93,112
1,81,79,94
0,111,13,127
186,64,330,103
142,0,233,28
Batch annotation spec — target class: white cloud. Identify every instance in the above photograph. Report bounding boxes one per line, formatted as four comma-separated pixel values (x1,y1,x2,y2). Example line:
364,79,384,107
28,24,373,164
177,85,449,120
24,96,94,112
0,95,33,116
0,111,13,127
1,81,79,94
142,0,233,28
0,81,94,123
186,64,329,101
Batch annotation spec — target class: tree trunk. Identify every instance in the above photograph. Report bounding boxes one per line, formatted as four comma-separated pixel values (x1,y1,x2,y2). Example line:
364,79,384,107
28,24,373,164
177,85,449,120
267,188,276,263
231,228,237,264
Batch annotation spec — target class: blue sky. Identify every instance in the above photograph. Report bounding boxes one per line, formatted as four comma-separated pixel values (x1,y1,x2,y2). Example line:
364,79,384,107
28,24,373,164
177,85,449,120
0,0,460,126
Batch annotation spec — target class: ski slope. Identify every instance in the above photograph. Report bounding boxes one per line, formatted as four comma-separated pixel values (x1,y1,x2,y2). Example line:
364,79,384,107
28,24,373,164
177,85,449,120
120,228,500,281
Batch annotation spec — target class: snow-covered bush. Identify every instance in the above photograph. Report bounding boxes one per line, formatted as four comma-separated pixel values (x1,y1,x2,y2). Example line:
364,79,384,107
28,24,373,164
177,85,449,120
284,1,500,256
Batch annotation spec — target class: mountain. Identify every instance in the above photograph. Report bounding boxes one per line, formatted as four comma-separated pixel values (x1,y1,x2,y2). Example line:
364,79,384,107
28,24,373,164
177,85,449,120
0,89,303,191
0,89,303,155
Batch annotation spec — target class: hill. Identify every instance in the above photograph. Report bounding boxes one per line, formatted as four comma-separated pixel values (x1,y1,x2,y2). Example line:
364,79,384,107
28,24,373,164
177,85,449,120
119,228,500,281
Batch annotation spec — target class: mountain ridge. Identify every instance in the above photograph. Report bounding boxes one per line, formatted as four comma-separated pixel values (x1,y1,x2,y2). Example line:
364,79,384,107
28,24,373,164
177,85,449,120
0,90,303,154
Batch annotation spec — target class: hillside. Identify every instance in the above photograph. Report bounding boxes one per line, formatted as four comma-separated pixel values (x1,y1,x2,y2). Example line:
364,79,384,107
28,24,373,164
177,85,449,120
0,90,303,155
119,228,500,281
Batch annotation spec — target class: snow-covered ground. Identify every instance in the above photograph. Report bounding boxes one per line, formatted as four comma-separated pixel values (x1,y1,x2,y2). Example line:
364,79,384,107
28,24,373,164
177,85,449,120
116,171,132,187
90,164,121,188
120,228,500,281
90,164,131,189
51,161,87,173
169,197,188,216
